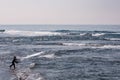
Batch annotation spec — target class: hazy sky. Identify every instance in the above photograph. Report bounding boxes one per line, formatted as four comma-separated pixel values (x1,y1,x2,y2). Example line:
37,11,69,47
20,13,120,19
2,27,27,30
0,0,120,24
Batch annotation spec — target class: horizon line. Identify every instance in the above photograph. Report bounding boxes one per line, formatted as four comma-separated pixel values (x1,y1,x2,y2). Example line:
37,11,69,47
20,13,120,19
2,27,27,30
0,24,120,26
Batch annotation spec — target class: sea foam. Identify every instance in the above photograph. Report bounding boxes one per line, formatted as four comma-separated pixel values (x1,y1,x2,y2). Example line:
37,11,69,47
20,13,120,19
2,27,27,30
4,30,62,36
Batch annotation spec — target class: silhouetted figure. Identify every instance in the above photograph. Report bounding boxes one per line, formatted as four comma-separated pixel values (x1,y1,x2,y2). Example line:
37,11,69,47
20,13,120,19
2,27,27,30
10,56,18,69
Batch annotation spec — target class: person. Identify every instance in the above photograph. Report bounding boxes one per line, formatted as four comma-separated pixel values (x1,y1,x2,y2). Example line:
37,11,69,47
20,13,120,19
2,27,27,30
10,56,19,69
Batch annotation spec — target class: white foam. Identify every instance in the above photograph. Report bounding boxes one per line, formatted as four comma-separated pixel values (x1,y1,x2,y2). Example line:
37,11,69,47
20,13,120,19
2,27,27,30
62,43,85,46
101,45,120,49
29,63,36,68
80,33,86,36
12,68,44,80
26,73,43,80
63,42,120,49
92,45,120,49
106,38,120,41
39,54,55,59
4,30,62,36
62,43,101,47
21,52,44,61
92,33,105,36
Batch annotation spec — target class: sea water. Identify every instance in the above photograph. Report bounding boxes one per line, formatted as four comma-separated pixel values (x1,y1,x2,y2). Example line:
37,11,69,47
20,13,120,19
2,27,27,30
0,25,120,80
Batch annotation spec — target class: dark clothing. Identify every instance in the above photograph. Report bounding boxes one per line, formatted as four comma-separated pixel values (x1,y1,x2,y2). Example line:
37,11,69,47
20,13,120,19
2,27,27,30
10,56,18,69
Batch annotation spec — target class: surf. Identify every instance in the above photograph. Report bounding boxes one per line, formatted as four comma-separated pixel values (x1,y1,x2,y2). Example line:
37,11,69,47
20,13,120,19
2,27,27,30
20,51,44,61
3,30,62,37
10,68,44,80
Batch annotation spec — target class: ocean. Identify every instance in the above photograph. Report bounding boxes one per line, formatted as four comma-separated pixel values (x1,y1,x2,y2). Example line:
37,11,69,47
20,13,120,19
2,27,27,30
0,25,120,80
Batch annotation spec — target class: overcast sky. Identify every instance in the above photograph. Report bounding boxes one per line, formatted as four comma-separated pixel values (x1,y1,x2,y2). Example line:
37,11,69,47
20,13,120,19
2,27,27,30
0,0,120,24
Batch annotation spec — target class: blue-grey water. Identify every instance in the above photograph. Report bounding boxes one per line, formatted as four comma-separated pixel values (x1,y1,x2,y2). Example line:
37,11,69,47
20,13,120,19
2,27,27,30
0,25,120,80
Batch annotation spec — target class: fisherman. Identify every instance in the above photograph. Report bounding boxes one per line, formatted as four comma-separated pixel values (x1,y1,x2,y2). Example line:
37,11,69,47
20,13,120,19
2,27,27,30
10,56,19,69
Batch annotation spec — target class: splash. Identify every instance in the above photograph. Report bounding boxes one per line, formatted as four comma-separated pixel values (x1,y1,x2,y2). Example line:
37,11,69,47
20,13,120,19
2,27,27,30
39,54,56,59
11,68,44,80
21,52,44,61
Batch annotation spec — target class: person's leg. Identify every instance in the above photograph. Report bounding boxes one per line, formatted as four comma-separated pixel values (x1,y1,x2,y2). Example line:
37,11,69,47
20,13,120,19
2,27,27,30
10,62,14,69
13,63,16,69
10,64,12,68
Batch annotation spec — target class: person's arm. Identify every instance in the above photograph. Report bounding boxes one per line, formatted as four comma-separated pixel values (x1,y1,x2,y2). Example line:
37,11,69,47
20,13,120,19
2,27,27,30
15,59,19,63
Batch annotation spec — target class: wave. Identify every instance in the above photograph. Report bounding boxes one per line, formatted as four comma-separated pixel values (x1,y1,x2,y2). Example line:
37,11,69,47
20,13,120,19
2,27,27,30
1,30,120,41
92,33,105,37
21,51,44,60
20,51,57,61
3,30,62,37
55,30,71,33
39,54,56,59
111,33,120,34
62,43,85,46
11,67,44,80
94,45,120,49
56,30,120,37
55,30,117,33
62,42,120,49
62,43,104,47
79,33,86,36
105,38,120,41
34,42,63,45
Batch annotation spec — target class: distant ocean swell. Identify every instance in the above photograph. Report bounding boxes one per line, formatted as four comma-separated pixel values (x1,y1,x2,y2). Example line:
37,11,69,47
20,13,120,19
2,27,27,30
0,30,120,41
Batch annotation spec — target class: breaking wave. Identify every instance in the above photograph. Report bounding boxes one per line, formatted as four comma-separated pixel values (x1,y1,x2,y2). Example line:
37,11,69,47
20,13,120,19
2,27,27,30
105,38,120,41
94,45,120,49
62,43,85,46
3,30,62,37
1,30,120,41
20,51,57,61
62,42,120,49
21,51,44,61
39,53,59,59
10,67,44,80
92,33,105,37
